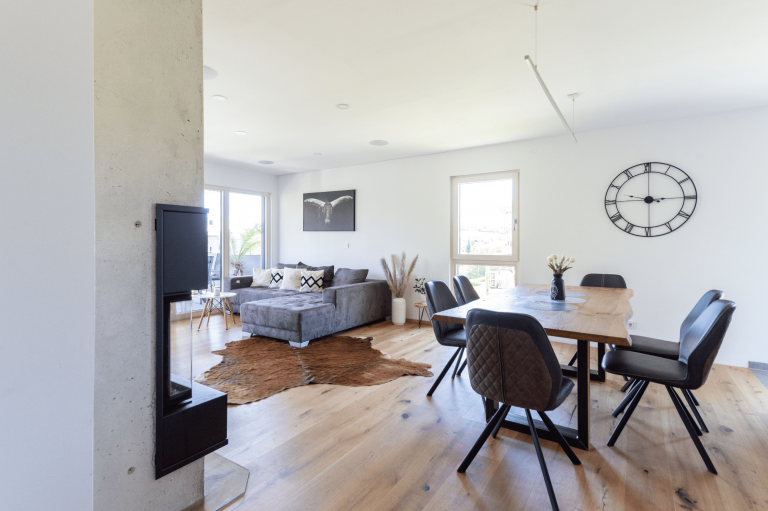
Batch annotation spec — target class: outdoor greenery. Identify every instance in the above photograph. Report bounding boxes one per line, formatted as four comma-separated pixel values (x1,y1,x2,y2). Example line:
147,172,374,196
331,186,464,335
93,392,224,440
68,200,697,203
230,224,261,275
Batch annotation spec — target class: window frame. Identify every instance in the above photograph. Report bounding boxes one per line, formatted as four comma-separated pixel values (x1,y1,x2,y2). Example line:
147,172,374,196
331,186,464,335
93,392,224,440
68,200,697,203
204,185,271,278
450,170,519,285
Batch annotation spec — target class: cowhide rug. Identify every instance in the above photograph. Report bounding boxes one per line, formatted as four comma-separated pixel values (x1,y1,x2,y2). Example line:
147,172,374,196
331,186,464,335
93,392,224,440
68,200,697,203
196,335,433,405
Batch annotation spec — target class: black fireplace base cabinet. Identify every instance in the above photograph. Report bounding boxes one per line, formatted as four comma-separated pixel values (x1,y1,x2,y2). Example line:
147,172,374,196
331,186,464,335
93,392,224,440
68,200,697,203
158,382,228,478
155,203,228,479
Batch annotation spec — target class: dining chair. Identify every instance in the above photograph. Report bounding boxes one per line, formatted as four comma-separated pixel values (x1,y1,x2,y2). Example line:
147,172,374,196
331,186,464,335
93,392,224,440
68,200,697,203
453,274,480,306
458,308,581,511
601,299,736,474
611,289,723,432
424,280,467,396
566,274,627,376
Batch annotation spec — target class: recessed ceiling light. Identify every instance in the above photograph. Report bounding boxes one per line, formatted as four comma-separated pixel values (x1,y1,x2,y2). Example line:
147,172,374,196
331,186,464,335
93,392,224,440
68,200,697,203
235,131,247,135
336,104,350,109
212,95,228,101
258,160,274,165
369,140,388,146
203,66,218,80
313,153,322,156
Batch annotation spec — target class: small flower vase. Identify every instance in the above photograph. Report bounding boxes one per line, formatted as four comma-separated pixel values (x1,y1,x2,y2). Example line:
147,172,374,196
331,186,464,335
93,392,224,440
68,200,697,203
419,294,427,305
551,274,565,300
392,297,406,325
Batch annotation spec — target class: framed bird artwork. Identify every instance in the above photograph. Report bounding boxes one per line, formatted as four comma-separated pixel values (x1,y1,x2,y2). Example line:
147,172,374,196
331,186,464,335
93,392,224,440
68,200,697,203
303,190,356,231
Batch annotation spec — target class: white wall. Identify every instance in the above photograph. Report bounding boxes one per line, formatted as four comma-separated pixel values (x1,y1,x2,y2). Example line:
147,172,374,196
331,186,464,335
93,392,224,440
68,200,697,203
0,1,95,510
279,107,768,368
205,161,280,266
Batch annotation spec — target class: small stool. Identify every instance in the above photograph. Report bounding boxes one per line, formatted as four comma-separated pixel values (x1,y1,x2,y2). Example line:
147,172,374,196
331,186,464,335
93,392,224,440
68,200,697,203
415,302,428,328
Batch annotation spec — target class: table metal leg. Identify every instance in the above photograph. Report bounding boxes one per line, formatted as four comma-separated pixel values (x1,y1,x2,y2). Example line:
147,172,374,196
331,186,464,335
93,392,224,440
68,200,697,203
560,341,606,382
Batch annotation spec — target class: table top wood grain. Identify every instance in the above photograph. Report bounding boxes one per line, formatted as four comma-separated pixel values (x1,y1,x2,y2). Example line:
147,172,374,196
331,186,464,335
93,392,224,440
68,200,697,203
430,283,633,346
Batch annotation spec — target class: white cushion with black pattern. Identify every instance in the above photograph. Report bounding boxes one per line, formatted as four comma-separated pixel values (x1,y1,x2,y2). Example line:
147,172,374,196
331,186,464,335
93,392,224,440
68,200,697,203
269,268,284,288
300,269,325,293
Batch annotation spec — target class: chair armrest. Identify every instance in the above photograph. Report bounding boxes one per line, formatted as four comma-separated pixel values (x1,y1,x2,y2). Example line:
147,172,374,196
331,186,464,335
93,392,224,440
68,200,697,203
223,275,252,291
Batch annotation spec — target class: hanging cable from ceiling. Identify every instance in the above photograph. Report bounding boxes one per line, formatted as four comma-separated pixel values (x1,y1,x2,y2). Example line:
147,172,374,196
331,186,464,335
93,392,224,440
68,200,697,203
524,3,578,143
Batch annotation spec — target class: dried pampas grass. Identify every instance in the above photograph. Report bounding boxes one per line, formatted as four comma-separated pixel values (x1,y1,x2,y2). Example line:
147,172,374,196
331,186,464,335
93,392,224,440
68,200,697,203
381,252,418,298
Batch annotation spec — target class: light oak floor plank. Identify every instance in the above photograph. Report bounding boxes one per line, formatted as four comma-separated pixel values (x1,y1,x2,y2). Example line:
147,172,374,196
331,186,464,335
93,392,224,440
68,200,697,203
175,316,768,511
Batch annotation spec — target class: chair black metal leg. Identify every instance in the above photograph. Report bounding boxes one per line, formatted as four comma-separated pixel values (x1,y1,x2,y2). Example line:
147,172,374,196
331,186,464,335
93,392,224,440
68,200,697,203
426,347,461,397
451,348,464,379
457,405,508,473
537,410,581,466
620,377,636,393
612,379,643,417
607,380,649,447
567,350,578,366
526,409,560,511
666,386,717,474
686,389,700,406
682,389,708,433
456,359,467,377
491,405,510,439
670,387,702,436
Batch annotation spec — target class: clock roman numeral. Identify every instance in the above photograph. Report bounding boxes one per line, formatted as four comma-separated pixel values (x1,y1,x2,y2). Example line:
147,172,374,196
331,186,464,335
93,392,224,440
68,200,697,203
678,177,690,184
685,195,697,200
622,169,633,179
644,227,651,237
609,183,620,190
664,165,672,174
605,199,616,205
677,211,690,219
665,222,673,231
643,163,652,173
610,212,622,222
624,222,635,233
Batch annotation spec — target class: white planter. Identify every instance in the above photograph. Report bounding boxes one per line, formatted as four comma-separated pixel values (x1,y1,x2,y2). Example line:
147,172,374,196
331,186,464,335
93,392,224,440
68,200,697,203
392,297,406,325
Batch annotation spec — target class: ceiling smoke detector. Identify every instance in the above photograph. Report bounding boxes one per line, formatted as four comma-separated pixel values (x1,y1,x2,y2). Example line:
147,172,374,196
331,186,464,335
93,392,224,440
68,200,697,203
336,104,350,109
212,95,228,101
369,140,388,146
258,160,274,164
235,131,247,136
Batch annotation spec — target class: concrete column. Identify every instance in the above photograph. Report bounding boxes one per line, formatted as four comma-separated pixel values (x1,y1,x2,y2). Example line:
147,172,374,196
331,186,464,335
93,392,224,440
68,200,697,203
94,1,205,509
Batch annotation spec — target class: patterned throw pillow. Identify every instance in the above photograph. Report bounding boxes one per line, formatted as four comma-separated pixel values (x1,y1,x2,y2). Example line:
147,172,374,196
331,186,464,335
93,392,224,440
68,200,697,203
300,270,325,293
251,268,272,287
280,268,303,291
269,268,284,289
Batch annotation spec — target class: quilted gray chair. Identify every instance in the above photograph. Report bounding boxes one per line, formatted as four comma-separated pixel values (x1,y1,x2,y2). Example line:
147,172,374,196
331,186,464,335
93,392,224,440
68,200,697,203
453,275,480,306
601,299,736,474
458,308,580,511
612,289,723,432
424,280,467,396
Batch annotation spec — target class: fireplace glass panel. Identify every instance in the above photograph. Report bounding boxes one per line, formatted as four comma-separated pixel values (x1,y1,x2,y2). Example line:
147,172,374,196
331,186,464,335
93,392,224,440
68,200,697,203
167,294,193,407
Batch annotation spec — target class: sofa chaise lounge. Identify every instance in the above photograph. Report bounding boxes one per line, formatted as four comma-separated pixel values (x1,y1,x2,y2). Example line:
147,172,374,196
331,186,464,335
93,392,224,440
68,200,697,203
223,270,390,348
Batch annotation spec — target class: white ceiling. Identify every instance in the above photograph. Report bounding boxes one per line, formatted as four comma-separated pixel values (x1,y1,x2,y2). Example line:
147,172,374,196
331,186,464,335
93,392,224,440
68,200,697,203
203,0,768,175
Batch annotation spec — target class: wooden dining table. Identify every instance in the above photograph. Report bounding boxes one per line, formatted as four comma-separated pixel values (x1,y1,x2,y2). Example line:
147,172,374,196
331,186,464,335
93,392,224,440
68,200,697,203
431,283,634,450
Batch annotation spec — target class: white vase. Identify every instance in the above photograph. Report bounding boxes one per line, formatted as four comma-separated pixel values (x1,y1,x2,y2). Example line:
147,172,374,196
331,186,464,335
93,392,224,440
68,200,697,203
392,297,406,325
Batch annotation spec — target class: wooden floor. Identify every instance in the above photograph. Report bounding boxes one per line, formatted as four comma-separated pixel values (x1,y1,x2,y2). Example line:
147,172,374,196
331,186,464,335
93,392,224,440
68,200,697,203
179,316,768,511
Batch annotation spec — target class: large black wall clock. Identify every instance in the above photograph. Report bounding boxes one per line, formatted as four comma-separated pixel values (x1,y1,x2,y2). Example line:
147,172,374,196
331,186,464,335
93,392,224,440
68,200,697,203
605,162,697,237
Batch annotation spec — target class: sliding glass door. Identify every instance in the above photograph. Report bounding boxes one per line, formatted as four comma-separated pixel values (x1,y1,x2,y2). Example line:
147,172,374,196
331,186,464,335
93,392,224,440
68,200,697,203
228,192,266,276
204,187,269,285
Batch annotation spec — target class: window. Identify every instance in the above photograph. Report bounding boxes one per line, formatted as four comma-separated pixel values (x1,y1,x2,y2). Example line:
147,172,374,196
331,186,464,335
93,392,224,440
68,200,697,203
204,187,270,289
451,171,519,296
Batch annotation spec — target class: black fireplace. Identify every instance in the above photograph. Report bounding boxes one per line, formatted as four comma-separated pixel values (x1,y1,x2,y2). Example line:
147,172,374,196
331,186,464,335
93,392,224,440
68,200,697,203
155,203,228,479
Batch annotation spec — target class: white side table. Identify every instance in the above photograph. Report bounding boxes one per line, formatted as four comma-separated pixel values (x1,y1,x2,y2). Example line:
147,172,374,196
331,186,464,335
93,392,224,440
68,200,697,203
197,292,238,331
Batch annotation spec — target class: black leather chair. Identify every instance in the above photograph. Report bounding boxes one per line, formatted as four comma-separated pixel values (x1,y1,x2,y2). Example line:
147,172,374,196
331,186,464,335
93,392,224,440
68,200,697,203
601,299,736,474
453,274,480,306
458,309,580,511
424,280,467,396
612,290,723,432
567,274,628,375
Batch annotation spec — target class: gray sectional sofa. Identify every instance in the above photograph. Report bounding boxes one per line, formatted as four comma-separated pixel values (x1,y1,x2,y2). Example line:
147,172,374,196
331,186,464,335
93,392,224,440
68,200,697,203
223,269,391,348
